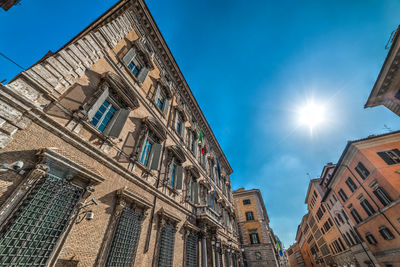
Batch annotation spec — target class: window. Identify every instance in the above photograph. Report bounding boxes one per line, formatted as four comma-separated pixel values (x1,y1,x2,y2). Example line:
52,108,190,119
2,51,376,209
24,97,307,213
365,232,377,245
338,189,348,202
377,149,400,165
396,89,400,101
87,87,131,138
106,208,143,266
360,199,375,217
379,226,395,240
189,180,199,204
154,87,169,115
338,238,346,251
345,177,358,193
0,175,83,267
123,48,149,83
168,160,177,188
373,186,393,206
245,211,255,221
157,223,176,267
185,233,198,267
355,162,370,180
243,199,251,205
175,112,185,138
90,99,118,132
139,132,162,170
350,208,363,224
166,153,184,190
190,131,197,155
249,232,260,244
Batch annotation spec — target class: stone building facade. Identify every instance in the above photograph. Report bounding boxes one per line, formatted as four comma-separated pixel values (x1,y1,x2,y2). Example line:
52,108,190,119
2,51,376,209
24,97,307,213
0,0,241,266
233,188,279,267
286,243,305,267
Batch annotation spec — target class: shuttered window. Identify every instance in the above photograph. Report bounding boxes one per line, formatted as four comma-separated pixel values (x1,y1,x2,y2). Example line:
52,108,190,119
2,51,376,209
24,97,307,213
345,177,357,193
0,175,83,267
218,249,223,267
360,199,375,217
185,233,197,267
139,133,162,170
225,251,230,267
355,162,370,180
373,186,392,206
365,232,377,245
245,211,254,221
106,208,143,267
338,189,348,202
377,149,400,165
379,226,395,240
350,208,362,224
158,223,176,267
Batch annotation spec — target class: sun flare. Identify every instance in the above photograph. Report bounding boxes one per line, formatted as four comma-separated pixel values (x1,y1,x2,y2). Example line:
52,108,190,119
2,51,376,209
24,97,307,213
298,101,325,132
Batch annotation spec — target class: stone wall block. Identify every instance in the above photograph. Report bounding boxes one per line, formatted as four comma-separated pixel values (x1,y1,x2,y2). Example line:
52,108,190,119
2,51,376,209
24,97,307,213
24,69,53,93
0,133,12,149
68,44,91,69
111,20,124,39
0,100,23,123
33,64,58,88
58,50,80,77
117,16,129,34
14,116,31,130
6,78,41,102
0,122,18,136
82,36,104,58
92,32,110,51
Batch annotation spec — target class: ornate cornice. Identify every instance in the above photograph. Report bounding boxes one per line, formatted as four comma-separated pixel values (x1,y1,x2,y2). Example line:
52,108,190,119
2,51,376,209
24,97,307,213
143,116,167,140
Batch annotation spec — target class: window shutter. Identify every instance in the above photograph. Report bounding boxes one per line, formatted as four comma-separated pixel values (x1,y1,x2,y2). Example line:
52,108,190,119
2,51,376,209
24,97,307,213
175,165,183,190
150,143,162,170
181,123,185,138
154,86,161,102
377,152,395,165
88,87,109,119
104,109,130,138
194,182,199,204
123,48,136,66
163,99,169,115
137,67,149,83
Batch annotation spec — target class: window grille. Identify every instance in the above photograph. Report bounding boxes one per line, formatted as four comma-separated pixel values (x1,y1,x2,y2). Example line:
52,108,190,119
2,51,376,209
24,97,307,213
0,175,83,267
225,251,230,267
106,208,143,267
185,233,197,267
158,223,176,267
218,249,223,267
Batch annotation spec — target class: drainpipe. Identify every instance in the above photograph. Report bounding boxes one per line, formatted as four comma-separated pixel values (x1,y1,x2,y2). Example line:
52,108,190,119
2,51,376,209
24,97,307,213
144,92,174,252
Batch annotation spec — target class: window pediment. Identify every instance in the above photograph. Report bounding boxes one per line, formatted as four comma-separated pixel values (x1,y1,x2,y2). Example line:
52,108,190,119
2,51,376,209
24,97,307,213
156,78,172,99
102,72,140,109
157,207,181,225
116,187,153,210
143,116,167,141
132,40,155,70
38,147,104,186
185,166,200,179
167,145,186,163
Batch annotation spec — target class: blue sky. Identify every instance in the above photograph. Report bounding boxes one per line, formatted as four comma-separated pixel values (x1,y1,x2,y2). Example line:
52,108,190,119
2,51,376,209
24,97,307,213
1,0,399,247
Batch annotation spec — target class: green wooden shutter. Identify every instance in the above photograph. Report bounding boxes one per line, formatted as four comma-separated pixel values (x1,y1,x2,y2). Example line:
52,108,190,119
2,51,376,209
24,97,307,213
150,143,162,170
123,48,136,66
163,99,170,115
377,151,395,165
137,67,149,83
194,182,199,204
175,165,183,190
88,87,109,119
104,109,130,138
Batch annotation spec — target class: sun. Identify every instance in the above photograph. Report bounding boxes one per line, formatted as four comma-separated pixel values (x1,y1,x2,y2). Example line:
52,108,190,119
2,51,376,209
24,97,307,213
298,101,325,132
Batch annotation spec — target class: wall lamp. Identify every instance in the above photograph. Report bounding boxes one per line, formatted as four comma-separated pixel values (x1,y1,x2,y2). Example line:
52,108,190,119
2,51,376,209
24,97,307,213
0,161,25,174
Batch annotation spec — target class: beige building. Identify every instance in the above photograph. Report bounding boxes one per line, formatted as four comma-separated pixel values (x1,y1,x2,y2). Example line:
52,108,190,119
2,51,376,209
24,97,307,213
233,188,279,267
0,0,241,266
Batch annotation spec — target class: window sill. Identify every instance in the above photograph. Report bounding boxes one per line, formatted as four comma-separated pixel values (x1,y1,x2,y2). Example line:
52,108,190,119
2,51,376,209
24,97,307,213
135,161,153,176
166,185,179,195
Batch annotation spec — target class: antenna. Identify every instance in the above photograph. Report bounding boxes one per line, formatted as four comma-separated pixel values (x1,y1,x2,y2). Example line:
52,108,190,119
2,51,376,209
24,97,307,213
0,51,25,70
383,124,392,132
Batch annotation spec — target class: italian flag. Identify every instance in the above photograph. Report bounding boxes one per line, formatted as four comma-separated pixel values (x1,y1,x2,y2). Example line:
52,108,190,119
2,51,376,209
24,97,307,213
198,131,203,144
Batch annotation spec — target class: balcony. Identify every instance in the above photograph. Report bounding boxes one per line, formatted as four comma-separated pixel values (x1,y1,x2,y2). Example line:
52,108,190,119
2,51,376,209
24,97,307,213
196,205,221,227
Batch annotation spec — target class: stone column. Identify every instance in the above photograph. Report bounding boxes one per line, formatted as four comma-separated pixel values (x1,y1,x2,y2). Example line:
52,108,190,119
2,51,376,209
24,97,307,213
201,232,208,267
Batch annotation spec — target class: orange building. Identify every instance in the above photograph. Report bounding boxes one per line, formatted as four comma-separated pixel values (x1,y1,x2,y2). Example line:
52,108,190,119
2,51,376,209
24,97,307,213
326,131,400,266
233,188,280,267
287,242,305,267
296,213,317,267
